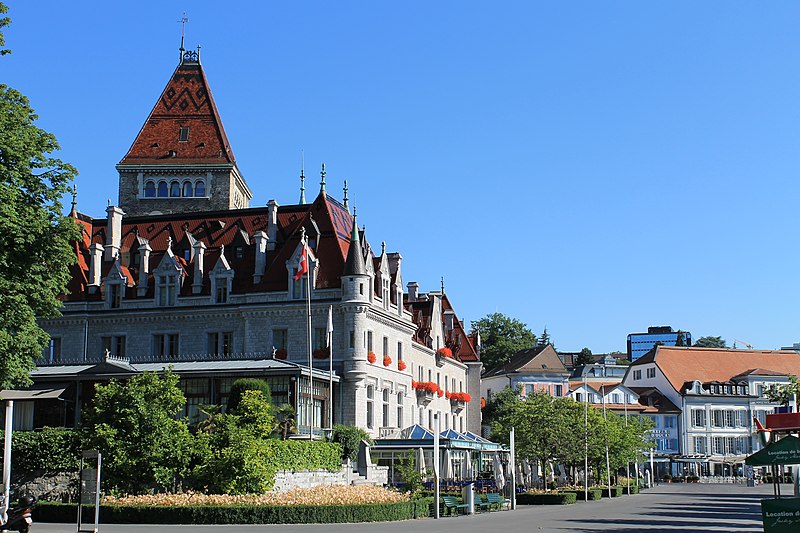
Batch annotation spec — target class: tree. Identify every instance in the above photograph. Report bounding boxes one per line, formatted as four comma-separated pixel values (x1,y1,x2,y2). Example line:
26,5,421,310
84,369,194,494
0,3,79,389
471,313,536,371
766,376,800,406
575,347,594,366
331,424,373,462
227,378,272,413
693,336,727,348
538,327,551,347
273,404,297,440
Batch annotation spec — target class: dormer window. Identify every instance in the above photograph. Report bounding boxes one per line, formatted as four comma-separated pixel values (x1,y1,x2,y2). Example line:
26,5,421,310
107,282,122,309
179,127,190,142
157,274,178,306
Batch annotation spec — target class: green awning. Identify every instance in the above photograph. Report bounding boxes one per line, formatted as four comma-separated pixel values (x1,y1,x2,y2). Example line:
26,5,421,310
746,436,800,466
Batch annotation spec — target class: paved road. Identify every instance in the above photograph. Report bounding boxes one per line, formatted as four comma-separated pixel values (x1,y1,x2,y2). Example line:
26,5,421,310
34,483,785,533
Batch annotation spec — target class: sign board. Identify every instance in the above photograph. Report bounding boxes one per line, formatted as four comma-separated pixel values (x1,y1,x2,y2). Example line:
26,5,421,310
766,413,800,432
746,436,800,466
77,450,101,533
761,498,800,533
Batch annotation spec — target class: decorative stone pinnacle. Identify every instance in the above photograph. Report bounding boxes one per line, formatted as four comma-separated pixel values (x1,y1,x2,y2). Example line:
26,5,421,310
320,163,326,194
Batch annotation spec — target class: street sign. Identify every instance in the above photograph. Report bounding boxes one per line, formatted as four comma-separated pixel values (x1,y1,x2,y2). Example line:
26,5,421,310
77,450,102,533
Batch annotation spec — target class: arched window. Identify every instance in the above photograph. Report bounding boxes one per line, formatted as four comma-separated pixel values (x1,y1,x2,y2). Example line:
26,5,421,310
157,181,168,197
144,181,156,197
182,181,193,197
195,180,206,197
170,181,180,197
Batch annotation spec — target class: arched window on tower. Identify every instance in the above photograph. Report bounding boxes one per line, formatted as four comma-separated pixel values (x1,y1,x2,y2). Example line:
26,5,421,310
182,181,193,197
157,181,168,197
144,181,156,197
170,181,181,197
195,180,206,197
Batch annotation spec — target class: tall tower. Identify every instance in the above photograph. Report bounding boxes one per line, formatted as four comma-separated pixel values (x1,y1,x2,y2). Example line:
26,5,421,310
116,48,252,216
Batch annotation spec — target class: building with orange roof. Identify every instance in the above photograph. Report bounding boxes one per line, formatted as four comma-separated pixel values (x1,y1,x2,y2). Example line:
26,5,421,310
24,47,482,438
623,345,800,477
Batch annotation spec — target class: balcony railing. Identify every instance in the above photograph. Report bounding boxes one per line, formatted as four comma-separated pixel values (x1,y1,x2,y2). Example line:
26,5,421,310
37,351,277,366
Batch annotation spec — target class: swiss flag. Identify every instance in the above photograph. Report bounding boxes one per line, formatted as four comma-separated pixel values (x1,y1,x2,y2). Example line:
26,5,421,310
294,244,308,281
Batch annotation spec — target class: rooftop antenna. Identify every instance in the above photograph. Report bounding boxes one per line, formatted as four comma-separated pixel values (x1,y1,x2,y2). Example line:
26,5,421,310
179,12,188,56
299,150,306,204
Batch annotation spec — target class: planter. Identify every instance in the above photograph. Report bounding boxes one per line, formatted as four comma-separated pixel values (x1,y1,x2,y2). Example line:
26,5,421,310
416,389,434,404
450,399,466,413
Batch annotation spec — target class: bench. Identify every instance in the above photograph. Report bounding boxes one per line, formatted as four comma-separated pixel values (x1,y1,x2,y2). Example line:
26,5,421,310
475,493,493,512
441,495,469,516
486,492,510,510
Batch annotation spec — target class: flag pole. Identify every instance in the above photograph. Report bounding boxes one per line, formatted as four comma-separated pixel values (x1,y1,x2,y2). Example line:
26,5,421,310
304,235,313,439
327,305,334,430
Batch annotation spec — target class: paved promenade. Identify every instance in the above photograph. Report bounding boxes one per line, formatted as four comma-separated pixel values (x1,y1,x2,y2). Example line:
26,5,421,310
36,483,782,533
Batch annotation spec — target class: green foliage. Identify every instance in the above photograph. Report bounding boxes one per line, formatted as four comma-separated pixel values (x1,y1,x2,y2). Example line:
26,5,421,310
193,439,342,494
273,404,296,440
331,424,372,462
516,492,576,505
83,369,194,494
227,378,272,413
538,327,551,347
0,427,82,475
482,386,522,426
693,336,727,348
0,6,79,389
393,451,424,493
575,347,594,366
766,375,800,406
34,498,433,524
0,2,8,55
471,313,536,372
560,488,602,501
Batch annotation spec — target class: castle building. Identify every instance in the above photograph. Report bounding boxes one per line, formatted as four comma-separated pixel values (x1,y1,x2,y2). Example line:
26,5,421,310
24,48,482,437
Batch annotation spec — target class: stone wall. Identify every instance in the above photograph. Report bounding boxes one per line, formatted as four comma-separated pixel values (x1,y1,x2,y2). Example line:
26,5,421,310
12,471,79,503
271,469,349,492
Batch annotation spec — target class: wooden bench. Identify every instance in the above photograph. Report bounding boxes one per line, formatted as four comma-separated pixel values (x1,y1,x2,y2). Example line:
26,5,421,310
475,493,493,512
441,495,469,516
486,492,510,510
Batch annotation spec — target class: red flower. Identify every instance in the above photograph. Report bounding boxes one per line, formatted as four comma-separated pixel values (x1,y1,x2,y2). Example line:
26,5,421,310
411,380,418,389
445,391,452,399
274,348,288,360
383,355,392,367
436,347,453,358
367,351,376,364
415,381,439,394
398,360,407,371
450,392,472,403
481,397,486,409
437,389,444,398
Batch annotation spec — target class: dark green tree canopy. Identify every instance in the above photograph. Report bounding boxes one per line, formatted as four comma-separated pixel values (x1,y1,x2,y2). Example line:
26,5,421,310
472,312,536,372
575,347,594,366
0,4,79,388
227,378,272,413
693,336,727,348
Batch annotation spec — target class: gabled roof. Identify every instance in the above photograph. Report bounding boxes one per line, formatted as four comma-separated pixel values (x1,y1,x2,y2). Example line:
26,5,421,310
118,57,236,167
483,344,568,378
633,346,800,394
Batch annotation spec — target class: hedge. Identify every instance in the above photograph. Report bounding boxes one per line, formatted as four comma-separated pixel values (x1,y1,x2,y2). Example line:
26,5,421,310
35,498,433,524
516,492,576,505
559,489,602,501
0,428,83,477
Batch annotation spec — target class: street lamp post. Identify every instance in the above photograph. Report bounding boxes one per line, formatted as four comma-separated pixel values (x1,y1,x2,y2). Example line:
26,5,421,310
583,373,588,502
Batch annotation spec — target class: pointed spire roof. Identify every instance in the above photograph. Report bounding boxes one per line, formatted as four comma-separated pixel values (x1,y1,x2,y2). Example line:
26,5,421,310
118,53,237,167
343,216,366,276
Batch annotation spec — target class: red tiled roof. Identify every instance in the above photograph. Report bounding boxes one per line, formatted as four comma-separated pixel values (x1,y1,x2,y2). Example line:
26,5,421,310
118,61,235,166
643,346,800,393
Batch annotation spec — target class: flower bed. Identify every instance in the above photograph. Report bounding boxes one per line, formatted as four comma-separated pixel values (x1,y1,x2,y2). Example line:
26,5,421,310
516,492,577,505
35,487,433,524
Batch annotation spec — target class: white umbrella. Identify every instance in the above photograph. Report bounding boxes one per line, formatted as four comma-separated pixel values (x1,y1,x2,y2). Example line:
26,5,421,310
441,449,451,480
465,451,473,480
493,453,506,491
515,461,524,488
546,462,555,483
522,460,532,488
416,447,426,475
532,460,542,486
557,464,568,485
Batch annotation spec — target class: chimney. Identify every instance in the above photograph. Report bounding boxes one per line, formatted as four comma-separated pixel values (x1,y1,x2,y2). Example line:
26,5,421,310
105,205,125,260
253,231,268,283
192,240,207,294
407,281,419,302
88,243,104,292
137,241,152,296
266,199,279,251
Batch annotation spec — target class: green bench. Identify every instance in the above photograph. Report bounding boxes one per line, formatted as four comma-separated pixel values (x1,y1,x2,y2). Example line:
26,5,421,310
486,492,510,510
475,494,493,512
441,495,469,516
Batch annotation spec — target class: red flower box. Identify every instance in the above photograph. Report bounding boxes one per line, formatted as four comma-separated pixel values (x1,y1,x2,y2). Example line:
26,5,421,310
437,390,444,398
367,351,376,364
398,360,407,371
274,348,287,360
383,355,392,366
411,380,418,389
436,347,453,358
313,348,329,359
450,392,471,403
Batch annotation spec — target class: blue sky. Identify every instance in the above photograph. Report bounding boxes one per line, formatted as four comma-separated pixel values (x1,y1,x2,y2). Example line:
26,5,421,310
4,2,800,353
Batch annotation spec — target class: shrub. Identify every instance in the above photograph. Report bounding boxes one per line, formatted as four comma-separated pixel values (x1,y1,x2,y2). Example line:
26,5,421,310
34,498,433,524
393,451,424,494
1,427,82,477
516,492,576,505
227,378,272,413
560,489,602,501
331,425,372,462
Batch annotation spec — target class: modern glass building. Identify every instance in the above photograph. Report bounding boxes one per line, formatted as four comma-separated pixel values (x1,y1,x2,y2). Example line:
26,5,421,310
627,326,691,362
